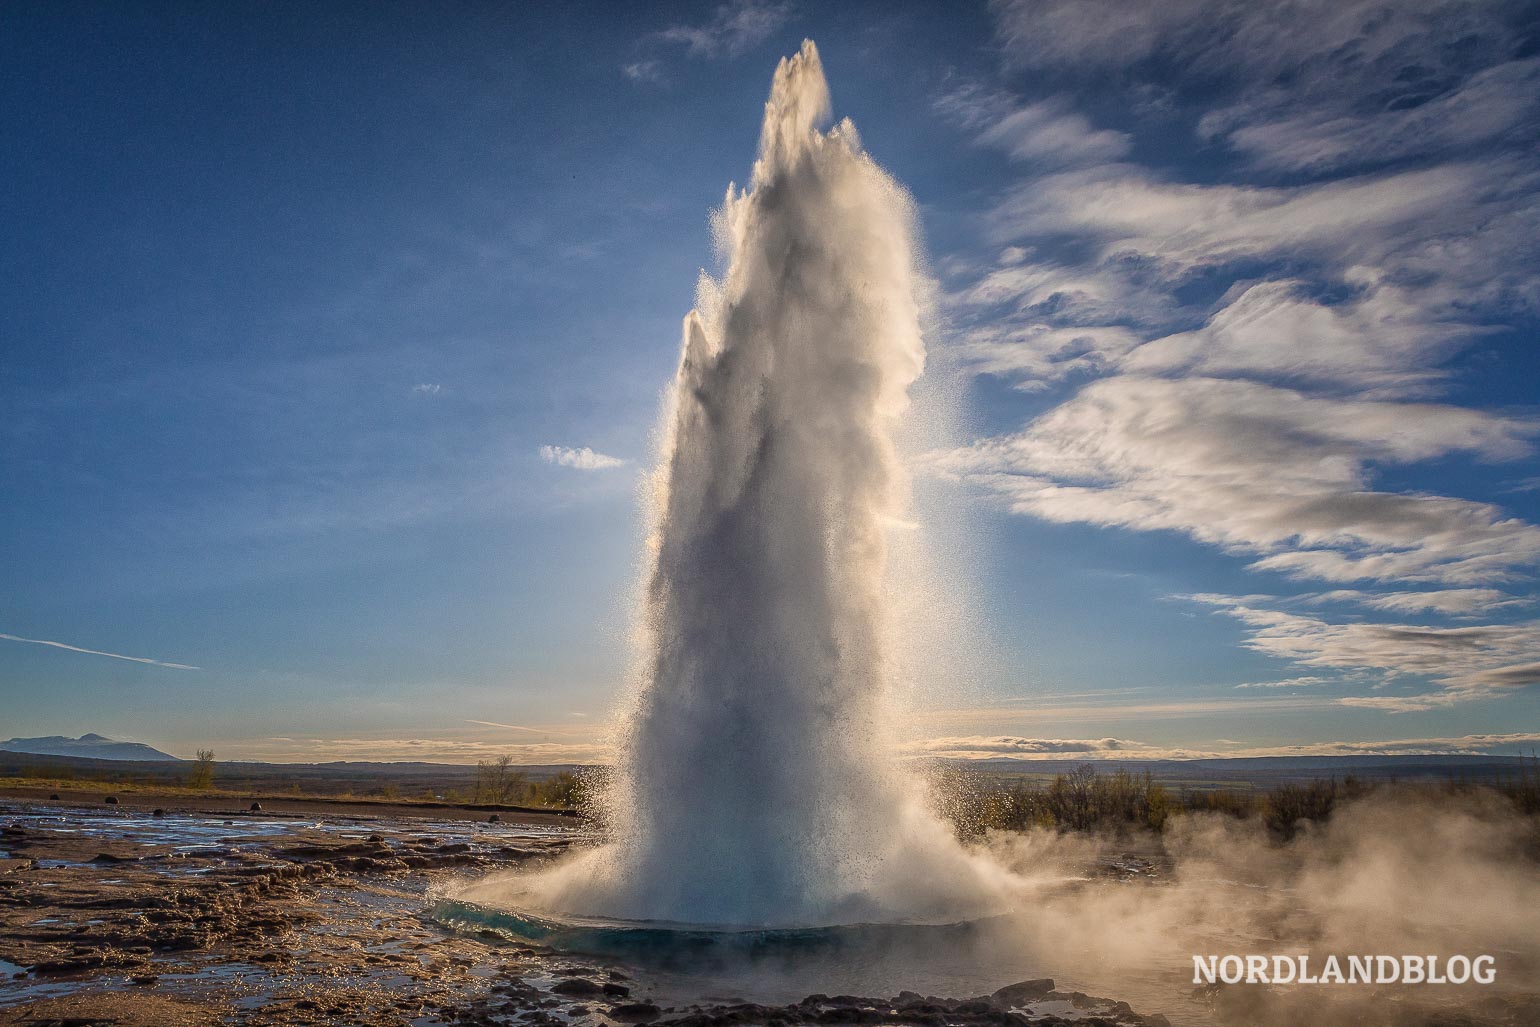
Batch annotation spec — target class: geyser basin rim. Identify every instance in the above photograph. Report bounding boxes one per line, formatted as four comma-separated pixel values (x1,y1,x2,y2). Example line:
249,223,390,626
435,897,1013,936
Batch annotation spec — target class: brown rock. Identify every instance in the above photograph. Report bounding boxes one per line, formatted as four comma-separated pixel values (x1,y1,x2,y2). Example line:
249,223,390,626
609,1002,662,1022
990,979,1056,1008
552,978,604,996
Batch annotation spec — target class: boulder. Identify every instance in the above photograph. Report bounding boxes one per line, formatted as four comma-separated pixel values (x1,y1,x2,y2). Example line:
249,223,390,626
610,1002,662,1022
990,980,1055,1008
552,978,604,997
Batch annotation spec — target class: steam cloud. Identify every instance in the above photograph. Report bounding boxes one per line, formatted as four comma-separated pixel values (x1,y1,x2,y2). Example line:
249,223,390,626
973,790,1540,1023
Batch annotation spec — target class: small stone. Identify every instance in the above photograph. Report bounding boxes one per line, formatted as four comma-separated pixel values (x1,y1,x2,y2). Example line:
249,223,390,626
104,795,119,805
250,802,263,811
488,813,501,823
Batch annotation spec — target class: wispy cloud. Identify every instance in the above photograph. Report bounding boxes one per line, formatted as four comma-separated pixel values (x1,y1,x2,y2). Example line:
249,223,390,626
1234,676,1335,690
1183,594,1540,710
0,632,199,671
934,0,1540,714
909,732,1540,761
539,444,626,471
934,83,1130,169
657,0,791,59
622,0,792,84
621,60,665,84
464,718,578,737
1307,589,1531,617
411,382,442,395
931,376,1540,587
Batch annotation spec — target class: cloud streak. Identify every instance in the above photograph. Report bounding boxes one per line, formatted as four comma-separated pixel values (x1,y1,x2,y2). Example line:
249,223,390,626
1183,594,1540,710
0,632,200,671
464,718,580,737
909,731,1540,761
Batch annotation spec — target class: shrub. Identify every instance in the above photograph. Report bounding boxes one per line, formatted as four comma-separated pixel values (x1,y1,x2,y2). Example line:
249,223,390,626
187,749,216,790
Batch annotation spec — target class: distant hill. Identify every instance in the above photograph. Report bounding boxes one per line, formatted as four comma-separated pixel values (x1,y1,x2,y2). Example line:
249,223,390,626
0,733,180,762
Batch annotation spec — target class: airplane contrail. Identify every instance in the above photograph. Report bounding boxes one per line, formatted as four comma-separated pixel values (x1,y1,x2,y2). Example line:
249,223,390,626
0,632,200,671
464,718,575,737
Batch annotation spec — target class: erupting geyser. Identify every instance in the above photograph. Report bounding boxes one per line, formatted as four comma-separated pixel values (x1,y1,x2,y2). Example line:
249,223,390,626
463,41,1004,928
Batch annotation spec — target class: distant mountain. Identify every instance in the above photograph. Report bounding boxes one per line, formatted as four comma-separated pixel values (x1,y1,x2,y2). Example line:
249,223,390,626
0,733,180,762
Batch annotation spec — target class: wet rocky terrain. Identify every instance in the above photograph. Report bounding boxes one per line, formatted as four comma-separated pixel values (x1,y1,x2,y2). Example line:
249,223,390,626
0,802,1170,1027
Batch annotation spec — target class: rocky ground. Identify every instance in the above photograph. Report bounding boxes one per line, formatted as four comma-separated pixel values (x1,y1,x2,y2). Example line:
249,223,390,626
0,801,1171,1027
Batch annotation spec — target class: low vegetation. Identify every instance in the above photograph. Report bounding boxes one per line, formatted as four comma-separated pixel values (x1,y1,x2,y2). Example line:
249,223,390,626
187,749,216,790
4,751,592,811
473,757,587,809
938,756,1540,840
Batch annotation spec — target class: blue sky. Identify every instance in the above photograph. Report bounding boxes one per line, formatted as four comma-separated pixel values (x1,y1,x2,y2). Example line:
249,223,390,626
3,0,1538,763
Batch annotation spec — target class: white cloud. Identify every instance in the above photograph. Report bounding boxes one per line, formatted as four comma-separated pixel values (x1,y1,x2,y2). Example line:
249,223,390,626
411,383,442,395
539,444,626,471
933,376,1540,586
1234,676,1335,690
1205,58,1540,173
934,0,1540,717
622,60,665,84
908,735,1152,757
1122,278,1476,394
989,0,1521,98
935,83,1130,168
656,0,790,59
0,631,199,671
991,162,1500,277
1183,594,1540,709
1307,589,1531,617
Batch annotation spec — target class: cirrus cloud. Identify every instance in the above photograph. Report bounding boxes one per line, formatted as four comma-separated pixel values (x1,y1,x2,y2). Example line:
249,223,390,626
934,0,1540,715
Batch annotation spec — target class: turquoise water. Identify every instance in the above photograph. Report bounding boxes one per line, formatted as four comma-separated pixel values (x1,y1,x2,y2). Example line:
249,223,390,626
433,898,1001,961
